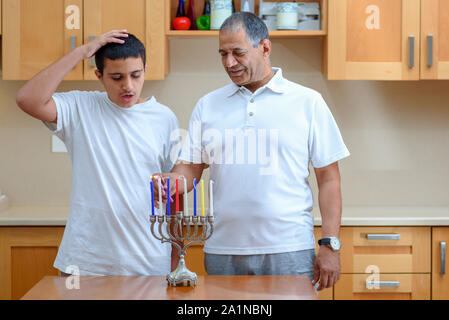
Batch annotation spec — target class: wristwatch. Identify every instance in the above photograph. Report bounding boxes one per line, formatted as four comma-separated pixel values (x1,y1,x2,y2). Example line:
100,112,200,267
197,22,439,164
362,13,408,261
318,237,341,251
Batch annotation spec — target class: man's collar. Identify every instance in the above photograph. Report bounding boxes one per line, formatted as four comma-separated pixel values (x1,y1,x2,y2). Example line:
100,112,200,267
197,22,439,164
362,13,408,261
225,67,286,97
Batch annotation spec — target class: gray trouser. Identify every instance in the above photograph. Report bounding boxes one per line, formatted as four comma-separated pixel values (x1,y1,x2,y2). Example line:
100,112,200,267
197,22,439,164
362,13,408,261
204,249,316,282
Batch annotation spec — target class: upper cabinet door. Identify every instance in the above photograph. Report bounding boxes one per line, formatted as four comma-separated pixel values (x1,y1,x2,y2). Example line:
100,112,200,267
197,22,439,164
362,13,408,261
327,0,420,80
2,0,83,80
84,0,166,80
1,0,3,36
420,0,449,79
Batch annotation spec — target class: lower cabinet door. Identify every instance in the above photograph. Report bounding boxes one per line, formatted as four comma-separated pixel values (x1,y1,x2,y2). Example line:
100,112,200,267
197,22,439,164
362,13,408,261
334,274,430,300
185,243,207,276
0,227,64,300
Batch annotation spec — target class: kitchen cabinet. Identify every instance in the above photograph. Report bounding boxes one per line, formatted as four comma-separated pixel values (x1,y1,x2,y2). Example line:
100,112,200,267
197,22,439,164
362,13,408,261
0,227,64,300
326,0,449,80
339,226,431,273
336,226,431,300
432,227,449,299
326,0,421,80
2,0,84,80
2,0,166,80
0,0,3,36
420,0,449,79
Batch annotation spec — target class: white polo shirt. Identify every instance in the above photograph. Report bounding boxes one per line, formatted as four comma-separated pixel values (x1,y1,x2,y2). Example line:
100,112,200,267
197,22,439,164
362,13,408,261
179,68,350,255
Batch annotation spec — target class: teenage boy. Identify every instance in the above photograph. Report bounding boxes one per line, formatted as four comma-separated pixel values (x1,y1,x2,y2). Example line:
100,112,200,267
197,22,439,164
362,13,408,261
16,30,180,276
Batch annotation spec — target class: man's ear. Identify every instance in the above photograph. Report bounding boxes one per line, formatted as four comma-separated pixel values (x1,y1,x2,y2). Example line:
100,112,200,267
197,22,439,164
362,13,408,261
260,39,272,58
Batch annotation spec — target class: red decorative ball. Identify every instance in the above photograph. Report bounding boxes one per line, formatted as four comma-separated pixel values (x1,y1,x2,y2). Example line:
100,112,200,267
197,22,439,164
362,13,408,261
173,17,191,30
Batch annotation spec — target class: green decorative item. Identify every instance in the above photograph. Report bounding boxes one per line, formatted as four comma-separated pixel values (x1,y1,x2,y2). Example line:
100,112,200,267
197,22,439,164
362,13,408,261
196,15,211,30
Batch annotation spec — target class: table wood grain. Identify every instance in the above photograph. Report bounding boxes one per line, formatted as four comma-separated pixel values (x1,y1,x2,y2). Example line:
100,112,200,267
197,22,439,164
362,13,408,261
21,275,318,300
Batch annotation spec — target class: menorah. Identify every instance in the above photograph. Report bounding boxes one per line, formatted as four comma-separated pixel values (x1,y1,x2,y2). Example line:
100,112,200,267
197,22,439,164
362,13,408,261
149,176,214,287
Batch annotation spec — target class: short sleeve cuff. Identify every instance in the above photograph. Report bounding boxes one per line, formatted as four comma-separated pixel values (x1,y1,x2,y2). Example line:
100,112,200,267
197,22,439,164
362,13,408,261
312,148,350,168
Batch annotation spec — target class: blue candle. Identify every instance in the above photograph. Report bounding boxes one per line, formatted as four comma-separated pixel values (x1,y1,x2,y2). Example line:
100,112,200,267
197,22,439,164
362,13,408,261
193,178,197,217
166,178,170,216
150,180,155,216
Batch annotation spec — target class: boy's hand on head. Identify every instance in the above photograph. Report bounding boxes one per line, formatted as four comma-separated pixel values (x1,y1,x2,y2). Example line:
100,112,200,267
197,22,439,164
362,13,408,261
81,29,129,59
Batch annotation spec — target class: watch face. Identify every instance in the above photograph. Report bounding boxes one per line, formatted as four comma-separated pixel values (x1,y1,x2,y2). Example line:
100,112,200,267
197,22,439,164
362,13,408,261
330,238,341,250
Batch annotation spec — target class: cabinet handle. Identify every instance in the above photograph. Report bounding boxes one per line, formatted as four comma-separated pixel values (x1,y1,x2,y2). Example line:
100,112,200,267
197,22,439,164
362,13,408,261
409,36,415,68
70,36,76,51
89,35,95,67
366,281,400,288
366,234,400,240
441,241,446,275
427,35,433,67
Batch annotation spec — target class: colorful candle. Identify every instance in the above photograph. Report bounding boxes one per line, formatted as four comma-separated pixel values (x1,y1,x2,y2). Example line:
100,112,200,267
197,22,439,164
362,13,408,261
150,180,155,216
166,178,170,216
158,176,163,216
193,178,197,217
176,178,179,213
201,180,205,217
183,177,189,216
209,180,214,217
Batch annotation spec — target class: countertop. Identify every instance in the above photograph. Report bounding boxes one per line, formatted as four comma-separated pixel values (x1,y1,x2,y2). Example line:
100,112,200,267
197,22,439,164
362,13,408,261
21,275,317,300
1,205,449,226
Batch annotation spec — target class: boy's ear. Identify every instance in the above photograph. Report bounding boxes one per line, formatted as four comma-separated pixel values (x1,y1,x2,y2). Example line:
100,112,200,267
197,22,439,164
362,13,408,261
94,70,103,81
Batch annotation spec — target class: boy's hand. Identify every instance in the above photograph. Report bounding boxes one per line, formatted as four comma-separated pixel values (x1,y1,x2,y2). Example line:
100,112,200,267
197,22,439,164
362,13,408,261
81,29,129,60
152,173,186,209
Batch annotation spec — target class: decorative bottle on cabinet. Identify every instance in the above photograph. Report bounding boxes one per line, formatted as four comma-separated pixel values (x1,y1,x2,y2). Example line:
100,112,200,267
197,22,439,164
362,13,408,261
204,0,211,15
187,0,197,30
241,0,255,13
176,0,186,17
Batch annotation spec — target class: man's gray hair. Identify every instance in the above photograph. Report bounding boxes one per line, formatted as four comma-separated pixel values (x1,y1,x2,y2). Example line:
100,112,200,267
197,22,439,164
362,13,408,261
220,12,269,48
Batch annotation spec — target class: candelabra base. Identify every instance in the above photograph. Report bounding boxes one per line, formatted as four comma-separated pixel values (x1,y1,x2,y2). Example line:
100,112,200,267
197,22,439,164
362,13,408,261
166,255,197,287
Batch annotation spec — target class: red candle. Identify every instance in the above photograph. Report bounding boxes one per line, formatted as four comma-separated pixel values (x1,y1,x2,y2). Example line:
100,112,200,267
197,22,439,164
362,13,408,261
176,178,179,213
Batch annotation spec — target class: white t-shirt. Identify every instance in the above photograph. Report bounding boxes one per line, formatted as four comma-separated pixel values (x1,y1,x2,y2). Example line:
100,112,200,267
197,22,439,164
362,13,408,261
44,90,180,275
179,68,350,255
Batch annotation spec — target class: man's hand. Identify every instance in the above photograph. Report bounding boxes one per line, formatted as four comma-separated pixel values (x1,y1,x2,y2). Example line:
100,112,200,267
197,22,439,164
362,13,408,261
312,246,340,291
80,29,129,60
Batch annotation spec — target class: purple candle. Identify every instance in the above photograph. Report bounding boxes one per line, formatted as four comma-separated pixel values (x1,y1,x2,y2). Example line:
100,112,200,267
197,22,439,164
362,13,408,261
150,180,155,216
193,178,197,217
166,178,170,216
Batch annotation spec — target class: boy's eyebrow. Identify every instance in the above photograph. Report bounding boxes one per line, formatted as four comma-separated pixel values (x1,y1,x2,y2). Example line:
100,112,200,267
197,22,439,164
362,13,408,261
107,69,144,75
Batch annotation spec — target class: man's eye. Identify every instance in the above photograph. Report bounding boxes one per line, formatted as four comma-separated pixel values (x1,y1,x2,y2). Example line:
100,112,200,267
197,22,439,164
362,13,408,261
132,74,141,78
112,77,121,81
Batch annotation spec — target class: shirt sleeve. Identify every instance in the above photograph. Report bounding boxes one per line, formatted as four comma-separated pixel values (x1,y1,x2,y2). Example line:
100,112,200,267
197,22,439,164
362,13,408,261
178,99,207,164
308,94,350,168
42,91,82,142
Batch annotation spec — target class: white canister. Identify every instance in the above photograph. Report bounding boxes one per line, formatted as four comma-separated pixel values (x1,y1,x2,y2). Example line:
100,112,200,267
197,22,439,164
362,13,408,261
211,0,233,30
276,2,298,30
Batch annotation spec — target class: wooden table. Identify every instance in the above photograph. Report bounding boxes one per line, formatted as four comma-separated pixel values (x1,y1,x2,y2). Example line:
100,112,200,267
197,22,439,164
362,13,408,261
21,275,318,300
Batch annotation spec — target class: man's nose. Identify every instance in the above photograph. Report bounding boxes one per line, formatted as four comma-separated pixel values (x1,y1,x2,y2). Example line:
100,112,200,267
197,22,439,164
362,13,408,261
224,54,238,68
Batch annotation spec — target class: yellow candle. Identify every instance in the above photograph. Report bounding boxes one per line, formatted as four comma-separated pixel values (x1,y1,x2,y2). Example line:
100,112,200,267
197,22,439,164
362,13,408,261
201,180,205,217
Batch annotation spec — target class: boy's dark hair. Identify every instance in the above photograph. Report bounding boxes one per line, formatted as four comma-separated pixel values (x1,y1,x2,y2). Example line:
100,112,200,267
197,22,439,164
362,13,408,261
95,33,146,75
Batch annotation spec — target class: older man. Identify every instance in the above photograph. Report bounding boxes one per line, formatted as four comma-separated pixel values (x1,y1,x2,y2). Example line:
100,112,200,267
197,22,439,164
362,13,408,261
155,12,349,291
